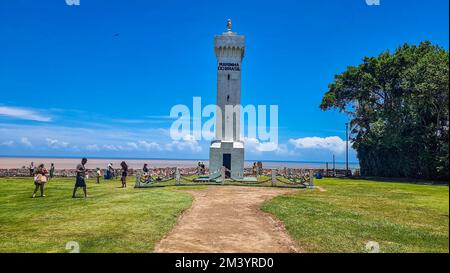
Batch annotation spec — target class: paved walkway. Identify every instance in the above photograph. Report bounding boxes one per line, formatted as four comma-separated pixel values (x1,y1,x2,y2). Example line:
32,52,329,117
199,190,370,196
154,186,300,253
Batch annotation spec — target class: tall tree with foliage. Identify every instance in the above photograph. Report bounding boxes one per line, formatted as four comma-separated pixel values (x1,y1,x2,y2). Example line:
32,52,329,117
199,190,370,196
321,42,449,180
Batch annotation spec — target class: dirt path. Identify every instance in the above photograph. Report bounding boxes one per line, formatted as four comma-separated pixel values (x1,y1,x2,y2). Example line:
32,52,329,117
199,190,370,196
154,186,300,253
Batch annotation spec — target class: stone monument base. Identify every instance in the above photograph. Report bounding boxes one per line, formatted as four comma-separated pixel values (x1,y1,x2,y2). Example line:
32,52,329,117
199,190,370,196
209,140,244,179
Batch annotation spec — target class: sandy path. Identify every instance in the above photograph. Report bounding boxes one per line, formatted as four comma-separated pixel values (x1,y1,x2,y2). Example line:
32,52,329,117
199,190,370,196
154,186,300,253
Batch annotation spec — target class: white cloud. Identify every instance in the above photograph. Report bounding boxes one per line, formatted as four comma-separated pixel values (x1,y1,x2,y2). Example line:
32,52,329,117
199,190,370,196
289,136,346,154
137,140,161,151
165,134,202,153
245,137,278,152
0,106,51,122
244,137,294,155
1,140,14,146
86,144,100,151
0,123,205,155
85,141,162,152
273,143,295,156
127,142,138,149
103,144,124,151
20,137,32,147
46,138,69,148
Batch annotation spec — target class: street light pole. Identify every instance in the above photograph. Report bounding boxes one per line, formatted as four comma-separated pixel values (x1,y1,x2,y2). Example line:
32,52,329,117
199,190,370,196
345,122,349,176
332,154,335,177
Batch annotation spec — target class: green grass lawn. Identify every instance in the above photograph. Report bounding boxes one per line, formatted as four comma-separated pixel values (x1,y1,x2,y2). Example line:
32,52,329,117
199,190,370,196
1,176,448,253
0,177,193,253
262,178,449,253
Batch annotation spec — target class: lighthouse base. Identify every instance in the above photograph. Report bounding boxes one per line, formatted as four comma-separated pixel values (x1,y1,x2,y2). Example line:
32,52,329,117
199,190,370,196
209,140,244,179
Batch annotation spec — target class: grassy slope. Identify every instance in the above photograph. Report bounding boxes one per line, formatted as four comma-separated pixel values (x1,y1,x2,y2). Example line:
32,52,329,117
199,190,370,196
0,177,192,253
262,178,449,253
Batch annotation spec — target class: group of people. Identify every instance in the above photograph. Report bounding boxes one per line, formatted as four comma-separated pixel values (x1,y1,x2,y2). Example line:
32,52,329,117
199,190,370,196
141,164,171,182
252,162,263,176
30,158,129,198
29,162,55,179
197,161,206,175
141,163,155,183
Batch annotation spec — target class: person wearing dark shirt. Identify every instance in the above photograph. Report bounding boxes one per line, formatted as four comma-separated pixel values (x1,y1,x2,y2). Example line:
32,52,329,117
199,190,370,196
120,161,128,188
49,163,55,179
143,163,149,174
200,162,206,175
72,158,88,198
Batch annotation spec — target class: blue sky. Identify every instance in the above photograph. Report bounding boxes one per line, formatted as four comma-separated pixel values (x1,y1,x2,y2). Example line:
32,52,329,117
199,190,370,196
0,0,448,163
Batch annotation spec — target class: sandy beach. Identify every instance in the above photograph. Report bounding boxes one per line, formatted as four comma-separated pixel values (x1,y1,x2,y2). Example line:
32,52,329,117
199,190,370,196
0,157,358,170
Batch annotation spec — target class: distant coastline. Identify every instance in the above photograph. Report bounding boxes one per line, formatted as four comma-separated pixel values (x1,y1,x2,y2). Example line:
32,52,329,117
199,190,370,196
0,155,360,170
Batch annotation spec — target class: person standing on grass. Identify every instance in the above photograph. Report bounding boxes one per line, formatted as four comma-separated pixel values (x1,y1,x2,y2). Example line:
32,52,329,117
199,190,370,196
72,158,88,198
120,161,128,188
252,162,257,176
107,162,115,180
29,162,35,177
49,163,55,179
32,163,48,198
95,168,101,184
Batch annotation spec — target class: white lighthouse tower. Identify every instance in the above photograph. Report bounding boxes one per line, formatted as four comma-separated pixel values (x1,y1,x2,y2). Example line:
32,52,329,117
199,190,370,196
209,19,245,179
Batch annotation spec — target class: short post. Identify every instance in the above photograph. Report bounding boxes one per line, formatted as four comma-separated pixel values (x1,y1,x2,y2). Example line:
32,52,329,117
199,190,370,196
271,169,277,187
308,169,314,189
135,173,141,188
175,167,180,185
221,166,225,184
333,154,336,177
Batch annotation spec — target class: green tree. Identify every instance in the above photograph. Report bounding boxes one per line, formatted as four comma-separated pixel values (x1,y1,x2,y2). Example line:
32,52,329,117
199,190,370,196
320,42,449,180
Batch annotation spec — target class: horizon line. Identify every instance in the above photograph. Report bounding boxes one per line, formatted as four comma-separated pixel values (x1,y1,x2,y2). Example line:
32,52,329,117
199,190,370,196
0,154,360,165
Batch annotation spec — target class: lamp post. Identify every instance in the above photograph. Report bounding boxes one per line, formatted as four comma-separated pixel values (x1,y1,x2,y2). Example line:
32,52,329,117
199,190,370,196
345,122,349,176
332,154,335,177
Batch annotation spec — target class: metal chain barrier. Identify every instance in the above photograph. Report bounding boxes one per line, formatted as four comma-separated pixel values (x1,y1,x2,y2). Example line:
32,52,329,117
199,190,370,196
179,174,200,183
135,168,177,188
135,167,315,189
